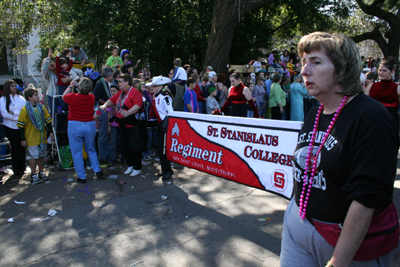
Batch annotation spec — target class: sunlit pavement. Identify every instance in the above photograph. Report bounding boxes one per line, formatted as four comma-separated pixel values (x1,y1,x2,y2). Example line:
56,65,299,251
0,154,399,266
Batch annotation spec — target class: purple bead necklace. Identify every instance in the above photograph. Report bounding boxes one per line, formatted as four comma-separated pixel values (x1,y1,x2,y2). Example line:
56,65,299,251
299,95,349,220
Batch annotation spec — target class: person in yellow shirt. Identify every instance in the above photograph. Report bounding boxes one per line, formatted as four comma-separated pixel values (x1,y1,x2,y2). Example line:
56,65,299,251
17,86,53,185
286,58,295,76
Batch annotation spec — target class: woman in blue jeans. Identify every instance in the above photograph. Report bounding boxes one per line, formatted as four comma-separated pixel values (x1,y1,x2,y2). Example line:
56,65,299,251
62,78,103,183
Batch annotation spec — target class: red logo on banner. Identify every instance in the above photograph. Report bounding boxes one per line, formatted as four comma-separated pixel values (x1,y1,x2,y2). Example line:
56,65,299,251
272,170,287,192
166,118,264,190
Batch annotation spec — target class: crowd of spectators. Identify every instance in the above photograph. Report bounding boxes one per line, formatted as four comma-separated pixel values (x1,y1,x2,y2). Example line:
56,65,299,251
0,43,398,186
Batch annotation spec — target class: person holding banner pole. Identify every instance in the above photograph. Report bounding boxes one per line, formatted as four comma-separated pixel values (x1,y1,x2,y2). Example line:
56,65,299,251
146,76,174,181
219,72,261,118
280,32,400,267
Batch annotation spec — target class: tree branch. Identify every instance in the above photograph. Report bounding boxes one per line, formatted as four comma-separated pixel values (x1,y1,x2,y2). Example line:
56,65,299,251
355,0,399,28
241,0,275,16
351,28,389,56
269,18,293,35
371,0,385,6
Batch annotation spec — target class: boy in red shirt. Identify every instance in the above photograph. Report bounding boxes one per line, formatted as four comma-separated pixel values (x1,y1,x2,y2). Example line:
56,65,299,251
56,55,73,111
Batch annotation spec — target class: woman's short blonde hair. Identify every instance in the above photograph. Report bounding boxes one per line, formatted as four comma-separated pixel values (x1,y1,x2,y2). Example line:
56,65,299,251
78,77,93,94
298,32,363,95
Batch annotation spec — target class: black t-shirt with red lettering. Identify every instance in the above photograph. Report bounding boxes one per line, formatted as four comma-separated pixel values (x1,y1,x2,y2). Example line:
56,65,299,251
293,93,398,223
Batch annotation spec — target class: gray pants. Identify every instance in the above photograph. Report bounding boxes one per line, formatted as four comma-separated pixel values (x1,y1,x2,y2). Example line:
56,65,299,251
280,198,400,267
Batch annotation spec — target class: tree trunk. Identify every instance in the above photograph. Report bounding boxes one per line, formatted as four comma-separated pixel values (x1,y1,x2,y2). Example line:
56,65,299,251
353,0,400,78
203,0,239,74
204,0,274,74
385,32,400,79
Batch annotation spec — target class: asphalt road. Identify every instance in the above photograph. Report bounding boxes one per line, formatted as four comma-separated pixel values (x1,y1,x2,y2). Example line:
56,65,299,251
0,155,400,267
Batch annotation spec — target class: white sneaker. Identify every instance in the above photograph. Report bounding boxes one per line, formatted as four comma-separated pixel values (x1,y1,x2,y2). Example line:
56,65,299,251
142,160,150,166
124,166,133,174
130,169,141,177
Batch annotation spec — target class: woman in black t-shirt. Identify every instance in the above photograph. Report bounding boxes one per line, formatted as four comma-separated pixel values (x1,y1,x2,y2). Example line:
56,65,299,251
280,32,400,267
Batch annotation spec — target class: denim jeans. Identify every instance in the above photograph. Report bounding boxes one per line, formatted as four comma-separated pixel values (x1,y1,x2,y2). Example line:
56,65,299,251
109,125,119,162
97,109,110,160
257,101,266,118
198,101,204,114
47,96,53,115
68,120,100,179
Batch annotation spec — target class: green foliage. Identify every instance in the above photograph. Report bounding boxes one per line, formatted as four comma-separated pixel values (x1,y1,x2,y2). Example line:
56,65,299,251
0,0,35,49
38,0,215,75
229,0,349,64
5,0,354,75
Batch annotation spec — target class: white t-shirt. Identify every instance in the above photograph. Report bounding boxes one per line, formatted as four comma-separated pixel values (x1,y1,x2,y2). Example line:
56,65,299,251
172,67,187,82
0,95,26,129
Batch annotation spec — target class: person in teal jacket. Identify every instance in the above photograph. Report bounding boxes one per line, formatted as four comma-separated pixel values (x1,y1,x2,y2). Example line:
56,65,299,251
268,73,286,119
290,74,308,121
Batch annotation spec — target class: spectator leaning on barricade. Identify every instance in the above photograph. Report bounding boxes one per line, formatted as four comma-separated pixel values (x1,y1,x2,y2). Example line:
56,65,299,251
147,76,174,181
18,86,53,185
62,78,103,183
93,67,114,166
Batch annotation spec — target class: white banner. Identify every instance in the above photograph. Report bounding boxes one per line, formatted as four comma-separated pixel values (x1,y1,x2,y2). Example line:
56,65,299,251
166,112,303,199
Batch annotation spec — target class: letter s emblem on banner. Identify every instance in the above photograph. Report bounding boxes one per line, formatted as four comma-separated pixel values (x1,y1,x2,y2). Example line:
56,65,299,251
272,170,287,192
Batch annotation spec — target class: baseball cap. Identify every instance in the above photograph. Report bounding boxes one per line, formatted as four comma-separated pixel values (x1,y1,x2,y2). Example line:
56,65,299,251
208,71,217,78
208,86,217,94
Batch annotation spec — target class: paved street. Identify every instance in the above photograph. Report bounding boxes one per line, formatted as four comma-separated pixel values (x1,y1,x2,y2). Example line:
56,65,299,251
1,155,400,267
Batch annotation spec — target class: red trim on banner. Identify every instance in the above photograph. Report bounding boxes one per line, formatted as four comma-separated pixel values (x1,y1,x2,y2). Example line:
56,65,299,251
166,118,264,189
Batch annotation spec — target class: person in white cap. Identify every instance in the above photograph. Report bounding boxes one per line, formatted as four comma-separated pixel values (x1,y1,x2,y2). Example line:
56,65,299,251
146,76,174,181
202,71,218,99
